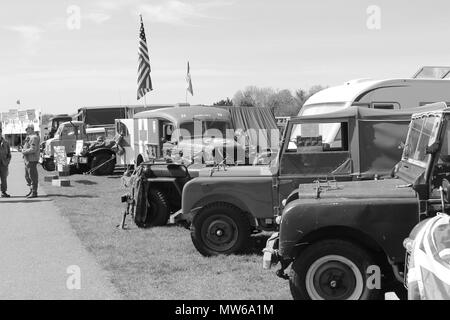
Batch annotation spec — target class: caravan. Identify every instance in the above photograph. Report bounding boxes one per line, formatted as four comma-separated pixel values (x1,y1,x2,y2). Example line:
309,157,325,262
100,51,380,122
301,66,450,116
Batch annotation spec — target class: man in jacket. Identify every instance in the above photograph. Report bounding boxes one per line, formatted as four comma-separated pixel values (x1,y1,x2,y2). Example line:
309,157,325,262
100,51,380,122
22,124,40,198
0,126,11,198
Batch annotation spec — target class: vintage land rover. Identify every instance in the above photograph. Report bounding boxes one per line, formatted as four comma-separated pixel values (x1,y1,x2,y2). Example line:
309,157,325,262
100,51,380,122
263,103,450,300
182,105,445,256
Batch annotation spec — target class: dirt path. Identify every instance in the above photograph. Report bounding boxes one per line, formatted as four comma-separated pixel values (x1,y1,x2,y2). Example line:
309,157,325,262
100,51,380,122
0,152,121,299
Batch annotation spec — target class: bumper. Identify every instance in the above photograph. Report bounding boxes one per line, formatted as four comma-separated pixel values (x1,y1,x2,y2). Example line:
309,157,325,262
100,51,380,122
72,155,88,164
262,232,280,270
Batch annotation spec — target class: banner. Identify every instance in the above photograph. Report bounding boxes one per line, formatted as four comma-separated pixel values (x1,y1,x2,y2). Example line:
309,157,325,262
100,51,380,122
0,108,41,134
26,109,36,121
18,111,27,122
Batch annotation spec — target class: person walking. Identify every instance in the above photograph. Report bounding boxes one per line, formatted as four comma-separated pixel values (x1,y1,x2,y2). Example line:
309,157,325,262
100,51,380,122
22,124,40,198
0,126,12,198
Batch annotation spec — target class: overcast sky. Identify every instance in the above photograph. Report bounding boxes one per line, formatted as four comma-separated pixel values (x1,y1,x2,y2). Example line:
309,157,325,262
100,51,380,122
1,0,450,114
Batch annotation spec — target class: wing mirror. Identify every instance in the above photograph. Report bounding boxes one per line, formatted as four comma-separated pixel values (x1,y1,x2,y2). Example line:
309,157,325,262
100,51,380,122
440,179,450,208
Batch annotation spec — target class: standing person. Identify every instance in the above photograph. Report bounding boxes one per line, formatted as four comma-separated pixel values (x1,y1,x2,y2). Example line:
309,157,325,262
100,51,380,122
0,126,12,198
22,124,40,198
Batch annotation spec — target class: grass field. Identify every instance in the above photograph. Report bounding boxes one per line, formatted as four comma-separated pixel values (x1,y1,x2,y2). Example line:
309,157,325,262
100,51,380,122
38,168,292,300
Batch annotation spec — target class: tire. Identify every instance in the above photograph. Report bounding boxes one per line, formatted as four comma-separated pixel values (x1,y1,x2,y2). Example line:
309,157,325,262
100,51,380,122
143,189,169,227
190,203,251,256
289,239,380,300
90,152,115,176
42,158,55,171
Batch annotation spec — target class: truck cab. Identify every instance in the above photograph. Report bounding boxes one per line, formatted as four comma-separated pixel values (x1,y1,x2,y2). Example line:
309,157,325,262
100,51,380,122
44,114,73,140
41,121,86,170
263,102,450,300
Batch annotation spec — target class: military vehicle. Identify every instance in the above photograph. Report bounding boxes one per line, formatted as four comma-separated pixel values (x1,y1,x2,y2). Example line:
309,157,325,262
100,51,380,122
182,105,445,257
115,105,242,167
41,121,116,175
263,102,450,300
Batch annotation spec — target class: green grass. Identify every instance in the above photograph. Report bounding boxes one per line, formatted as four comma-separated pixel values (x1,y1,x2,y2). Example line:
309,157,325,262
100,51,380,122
39,168,292,300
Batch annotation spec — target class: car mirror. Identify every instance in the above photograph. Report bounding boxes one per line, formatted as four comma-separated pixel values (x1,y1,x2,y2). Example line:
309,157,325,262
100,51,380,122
442,179,450,204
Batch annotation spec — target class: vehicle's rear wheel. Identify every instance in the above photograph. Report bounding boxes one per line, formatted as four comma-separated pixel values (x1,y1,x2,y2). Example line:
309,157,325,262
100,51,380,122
142,189,169,227
289,239,380,300
190,203,251,256
91,152,115,175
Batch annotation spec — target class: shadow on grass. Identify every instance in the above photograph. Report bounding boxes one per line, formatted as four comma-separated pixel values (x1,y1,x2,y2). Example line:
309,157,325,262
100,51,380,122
0,199,52,204
74,180,98,185
41,194,99,199
244,233,272,255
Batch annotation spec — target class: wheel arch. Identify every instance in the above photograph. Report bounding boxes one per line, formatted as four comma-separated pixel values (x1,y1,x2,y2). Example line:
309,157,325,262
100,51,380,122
292,226,392,275
192,197,257,228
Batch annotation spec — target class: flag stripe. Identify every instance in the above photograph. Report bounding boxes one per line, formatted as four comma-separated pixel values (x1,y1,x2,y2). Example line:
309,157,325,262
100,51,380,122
137,16,152,100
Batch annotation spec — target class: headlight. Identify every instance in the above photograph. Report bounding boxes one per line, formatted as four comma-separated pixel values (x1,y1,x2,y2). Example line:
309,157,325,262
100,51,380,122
275,215,282,225
281,199,287,207
403,238,413,253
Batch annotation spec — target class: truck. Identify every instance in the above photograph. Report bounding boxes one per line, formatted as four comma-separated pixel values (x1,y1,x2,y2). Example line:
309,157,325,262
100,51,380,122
114,105,242,167
120,106,277,228
41,120,116,175
181,104,445,257
262,102,450,300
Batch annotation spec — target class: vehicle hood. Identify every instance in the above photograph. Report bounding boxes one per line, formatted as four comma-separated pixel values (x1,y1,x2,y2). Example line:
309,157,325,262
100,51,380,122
179,137,242,149
198,165,273,177
295,178,417,201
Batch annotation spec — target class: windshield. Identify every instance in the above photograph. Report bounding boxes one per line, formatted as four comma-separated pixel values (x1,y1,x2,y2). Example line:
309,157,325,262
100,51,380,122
402,115,441,167
299,103,348,116
56,123,84,138
179,120,230,139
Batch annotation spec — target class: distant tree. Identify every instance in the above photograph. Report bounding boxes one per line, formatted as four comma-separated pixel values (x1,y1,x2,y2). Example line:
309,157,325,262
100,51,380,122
233,86,275,108
308,85,327,97
213,98,233,106
268,89,299,116
231,84,328,116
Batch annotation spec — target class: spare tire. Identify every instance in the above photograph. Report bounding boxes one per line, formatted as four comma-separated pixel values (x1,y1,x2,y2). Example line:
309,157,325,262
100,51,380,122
143,189,169,227
90,152,115,176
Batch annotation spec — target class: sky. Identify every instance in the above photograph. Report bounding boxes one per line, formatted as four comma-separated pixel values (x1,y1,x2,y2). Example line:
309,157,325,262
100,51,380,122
1,0,450,114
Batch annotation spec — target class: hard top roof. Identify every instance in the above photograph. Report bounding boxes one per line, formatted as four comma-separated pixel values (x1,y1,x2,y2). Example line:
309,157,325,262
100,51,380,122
134,105,231,123
292,102,447,122
304,78,450,106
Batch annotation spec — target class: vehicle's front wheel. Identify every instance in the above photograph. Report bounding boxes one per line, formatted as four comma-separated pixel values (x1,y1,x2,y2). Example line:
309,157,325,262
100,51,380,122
290,239,380,300
191,203,251,256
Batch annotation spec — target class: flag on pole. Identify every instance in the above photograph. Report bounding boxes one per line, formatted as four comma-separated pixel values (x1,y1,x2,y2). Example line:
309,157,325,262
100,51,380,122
137,15,153,100
186,61,193,96
16,99,20,105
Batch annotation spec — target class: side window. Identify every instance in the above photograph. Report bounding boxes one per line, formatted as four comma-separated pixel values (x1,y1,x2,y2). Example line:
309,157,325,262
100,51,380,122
371,102,400,110
287,122,348,153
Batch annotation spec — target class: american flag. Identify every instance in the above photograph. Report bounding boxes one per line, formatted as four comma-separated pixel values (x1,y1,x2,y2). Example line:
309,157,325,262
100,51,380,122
137,15,152,100
186,61,193,96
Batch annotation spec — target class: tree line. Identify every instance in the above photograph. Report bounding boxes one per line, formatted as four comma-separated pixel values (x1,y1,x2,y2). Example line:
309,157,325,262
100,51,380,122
213,85,327,116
